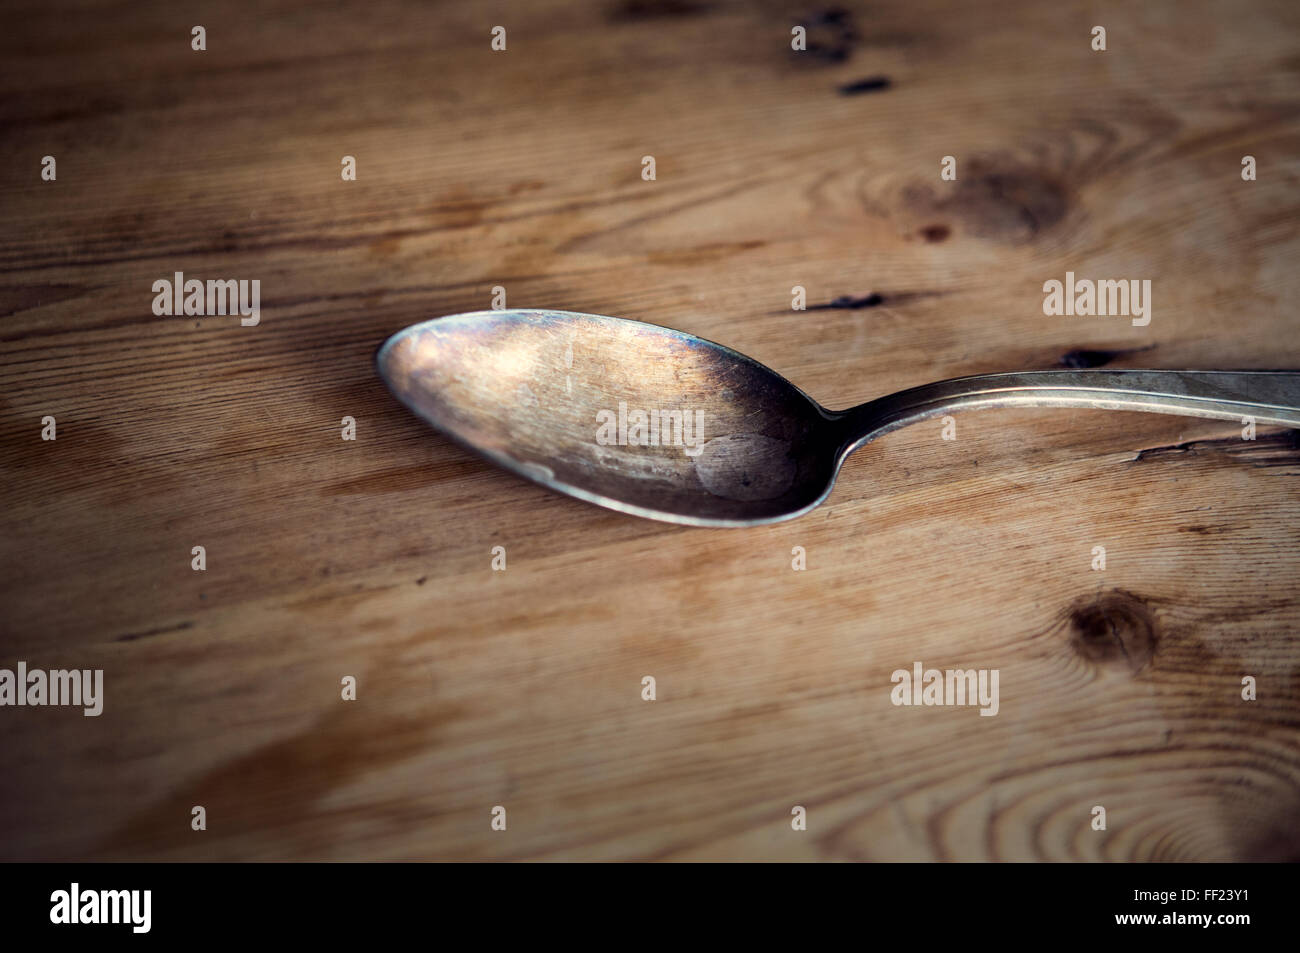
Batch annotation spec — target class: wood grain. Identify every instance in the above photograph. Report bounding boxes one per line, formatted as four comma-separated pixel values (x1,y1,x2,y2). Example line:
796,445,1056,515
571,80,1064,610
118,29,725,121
1,0,1299,861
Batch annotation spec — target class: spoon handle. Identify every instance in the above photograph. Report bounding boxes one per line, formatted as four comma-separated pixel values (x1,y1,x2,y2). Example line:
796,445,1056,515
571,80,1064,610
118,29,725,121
835,370,1300,452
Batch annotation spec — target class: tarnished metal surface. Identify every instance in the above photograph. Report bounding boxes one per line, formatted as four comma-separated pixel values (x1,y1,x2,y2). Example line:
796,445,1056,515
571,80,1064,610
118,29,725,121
378,310,1300,526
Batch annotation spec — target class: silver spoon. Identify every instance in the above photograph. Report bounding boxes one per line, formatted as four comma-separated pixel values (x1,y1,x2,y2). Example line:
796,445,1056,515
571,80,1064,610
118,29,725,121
377,309,1300,527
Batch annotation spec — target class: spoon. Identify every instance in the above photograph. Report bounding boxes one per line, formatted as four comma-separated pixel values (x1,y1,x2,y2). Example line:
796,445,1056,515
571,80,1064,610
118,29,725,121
376,309,1300,527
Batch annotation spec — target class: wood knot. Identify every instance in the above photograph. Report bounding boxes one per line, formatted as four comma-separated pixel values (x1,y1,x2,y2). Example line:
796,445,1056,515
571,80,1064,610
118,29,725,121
793,8,859,65
1066,589,1158,673
902,154,1068,245
1058,344,1155,369
610,0,710,20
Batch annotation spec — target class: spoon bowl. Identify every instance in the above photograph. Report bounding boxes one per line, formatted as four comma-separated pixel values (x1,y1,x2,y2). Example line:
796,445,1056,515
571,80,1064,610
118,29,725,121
378,309,1300,527
377,309,839,525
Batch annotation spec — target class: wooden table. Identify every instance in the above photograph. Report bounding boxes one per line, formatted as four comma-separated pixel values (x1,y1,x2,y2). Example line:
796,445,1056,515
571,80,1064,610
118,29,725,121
2,0,1298,861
